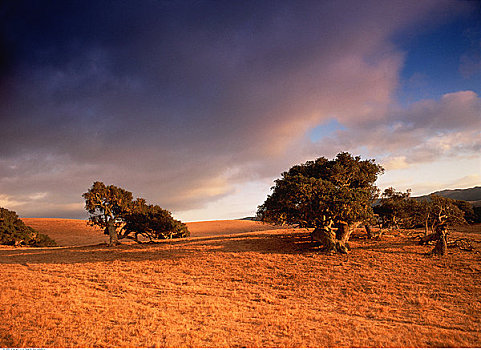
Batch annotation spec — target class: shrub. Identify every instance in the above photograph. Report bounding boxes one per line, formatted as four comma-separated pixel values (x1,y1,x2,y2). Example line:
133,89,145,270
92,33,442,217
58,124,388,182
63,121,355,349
0,207,56,247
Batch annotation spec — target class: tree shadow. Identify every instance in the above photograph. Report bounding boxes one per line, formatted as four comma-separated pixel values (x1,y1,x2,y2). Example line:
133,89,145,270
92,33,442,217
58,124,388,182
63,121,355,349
352,236,426,255
0,231,314,265
0,229,424,265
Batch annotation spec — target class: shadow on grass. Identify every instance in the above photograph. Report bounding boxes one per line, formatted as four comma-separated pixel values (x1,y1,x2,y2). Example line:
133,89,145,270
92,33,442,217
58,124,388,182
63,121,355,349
0,229,422,265
353,239,419,255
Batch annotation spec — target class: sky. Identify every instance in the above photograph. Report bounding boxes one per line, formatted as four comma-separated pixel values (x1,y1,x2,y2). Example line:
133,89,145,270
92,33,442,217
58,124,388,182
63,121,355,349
0,0,480,221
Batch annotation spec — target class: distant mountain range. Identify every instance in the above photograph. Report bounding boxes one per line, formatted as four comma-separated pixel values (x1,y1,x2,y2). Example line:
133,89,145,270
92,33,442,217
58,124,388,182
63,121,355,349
416,186,481,207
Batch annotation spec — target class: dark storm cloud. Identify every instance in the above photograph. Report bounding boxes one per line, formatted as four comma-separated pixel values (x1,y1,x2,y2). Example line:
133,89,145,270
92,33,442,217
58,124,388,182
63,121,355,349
0,0,474,218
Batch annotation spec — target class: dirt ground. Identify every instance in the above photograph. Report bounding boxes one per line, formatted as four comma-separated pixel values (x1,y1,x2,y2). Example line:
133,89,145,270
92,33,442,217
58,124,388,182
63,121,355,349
1,220,480,347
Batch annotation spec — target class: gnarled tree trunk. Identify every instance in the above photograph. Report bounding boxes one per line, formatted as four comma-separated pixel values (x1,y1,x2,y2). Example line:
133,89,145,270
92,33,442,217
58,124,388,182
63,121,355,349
419,222,448,256
364,224,373,239
311,227,337,252
106,218,118,246
336,222,351,252
431,224,448,256
311,221,360,254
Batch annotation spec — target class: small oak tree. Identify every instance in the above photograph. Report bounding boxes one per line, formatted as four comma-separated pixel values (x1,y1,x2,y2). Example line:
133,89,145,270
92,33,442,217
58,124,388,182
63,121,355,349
374,187,417,230
412,199,433,236
418,195,466,256
257,152,383,253
452,200,476,224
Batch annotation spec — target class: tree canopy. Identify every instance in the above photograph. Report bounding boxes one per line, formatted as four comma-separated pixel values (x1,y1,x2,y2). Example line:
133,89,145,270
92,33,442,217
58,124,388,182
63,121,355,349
83,181,133,245
374,187,417,230
120,198,190,241
257,152,383,253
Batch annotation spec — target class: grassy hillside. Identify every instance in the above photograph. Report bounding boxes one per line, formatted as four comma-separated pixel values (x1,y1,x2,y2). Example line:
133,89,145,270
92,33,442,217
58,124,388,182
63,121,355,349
1,221,480,347
432,186,481,201
416,186,481,206
21,218,284,246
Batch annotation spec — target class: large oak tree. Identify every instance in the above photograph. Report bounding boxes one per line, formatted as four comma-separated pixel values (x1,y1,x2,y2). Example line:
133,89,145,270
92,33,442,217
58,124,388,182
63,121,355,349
257,152,383,253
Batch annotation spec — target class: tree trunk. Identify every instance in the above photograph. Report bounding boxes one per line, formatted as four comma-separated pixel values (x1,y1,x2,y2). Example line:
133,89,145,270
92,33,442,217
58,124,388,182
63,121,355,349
311,221,359,254
107,219,118,246
431,224,448,256
337,221,360,246
364,224,373,239
335,222,350,253
311,227,338,252
424,213,430,236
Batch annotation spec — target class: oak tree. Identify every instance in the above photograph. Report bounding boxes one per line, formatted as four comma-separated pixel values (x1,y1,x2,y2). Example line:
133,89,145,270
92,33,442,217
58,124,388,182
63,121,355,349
375,187,417,231
257,152,383,253
418,195,466,256
83,182,190,245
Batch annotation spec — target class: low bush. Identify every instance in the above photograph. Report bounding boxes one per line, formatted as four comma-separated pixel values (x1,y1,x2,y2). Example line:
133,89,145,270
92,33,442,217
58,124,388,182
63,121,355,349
0,207,57,247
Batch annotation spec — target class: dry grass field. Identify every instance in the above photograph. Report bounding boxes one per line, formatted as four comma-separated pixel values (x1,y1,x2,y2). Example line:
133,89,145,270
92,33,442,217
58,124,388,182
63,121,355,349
1,219,480,347
21,218,284,245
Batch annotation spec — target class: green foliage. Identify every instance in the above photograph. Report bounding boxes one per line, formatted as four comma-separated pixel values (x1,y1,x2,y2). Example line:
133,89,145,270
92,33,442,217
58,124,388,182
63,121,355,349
0,207,56,247
121,198,190,240
82,181,133,230
410,195,466,236
374,187,417,229
452,200,476,224
424,195,466,227
375,188,468,233
257,152,384,229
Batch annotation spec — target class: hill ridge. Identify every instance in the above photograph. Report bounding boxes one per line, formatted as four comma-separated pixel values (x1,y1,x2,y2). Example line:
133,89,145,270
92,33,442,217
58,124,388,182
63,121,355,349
415,185,481,206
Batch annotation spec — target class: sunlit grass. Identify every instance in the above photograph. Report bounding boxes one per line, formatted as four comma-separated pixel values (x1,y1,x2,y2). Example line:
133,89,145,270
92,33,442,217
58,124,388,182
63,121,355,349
1,221,480,347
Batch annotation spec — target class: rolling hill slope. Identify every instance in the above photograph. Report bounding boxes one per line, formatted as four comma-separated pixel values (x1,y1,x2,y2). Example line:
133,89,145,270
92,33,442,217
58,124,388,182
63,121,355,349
416,186,481,207
21,218,284,247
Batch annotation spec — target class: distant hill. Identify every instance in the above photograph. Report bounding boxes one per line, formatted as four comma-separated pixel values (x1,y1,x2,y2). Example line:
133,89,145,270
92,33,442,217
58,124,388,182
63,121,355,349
416,186,481,207
239,216,260,221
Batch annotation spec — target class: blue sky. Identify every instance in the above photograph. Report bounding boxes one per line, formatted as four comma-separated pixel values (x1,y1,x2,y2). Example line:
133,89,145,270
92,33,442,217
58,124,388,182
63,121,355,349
0,0,479,221
396,10,480,105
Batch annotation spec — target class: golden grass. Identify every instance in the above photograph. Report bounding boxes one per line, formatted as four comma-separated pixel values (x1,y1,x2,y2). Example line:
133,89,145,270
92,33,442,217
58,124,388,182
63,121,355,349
22,218,284,246
1,221,480,347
